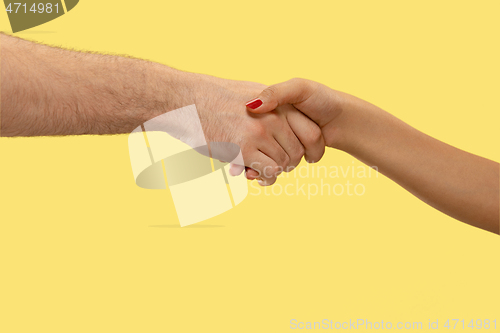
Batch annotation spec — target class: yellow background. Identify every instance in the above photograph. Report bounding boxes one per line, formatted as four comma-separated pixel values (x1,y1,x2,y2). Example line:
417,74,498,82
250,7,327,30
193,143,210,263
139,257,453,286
1,1,499,332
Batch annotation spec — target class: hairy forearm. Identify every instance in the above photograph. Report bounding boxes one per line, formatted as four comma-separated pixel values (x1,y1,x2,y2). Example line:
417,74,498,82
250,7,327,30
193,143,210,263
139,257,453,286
333,94,500,234
0,33,203,136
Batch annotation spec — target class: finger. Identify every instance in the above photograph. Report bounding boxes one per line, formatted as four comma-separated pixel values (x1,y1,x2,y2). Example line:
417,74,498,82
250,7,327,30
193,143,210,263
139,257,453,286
258,139,289,175
245,167,260,180
245,78,318,114
229,164,245,176
273,104,306,170
286,107,325,163
245,150,279,186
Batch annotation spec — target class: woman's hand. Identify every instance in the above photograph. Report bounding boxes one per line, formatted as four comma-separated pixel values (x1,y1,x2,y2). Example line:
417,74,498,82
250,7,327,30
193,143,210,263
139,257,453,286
245,78,345,149
245,78,499,234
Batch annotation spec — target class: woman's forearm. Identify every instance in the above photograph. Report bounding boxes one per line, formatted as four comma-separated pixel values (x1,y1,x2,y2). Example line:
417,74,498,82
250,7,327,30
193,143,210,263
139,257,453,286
246,78,499,233
334,94,500,234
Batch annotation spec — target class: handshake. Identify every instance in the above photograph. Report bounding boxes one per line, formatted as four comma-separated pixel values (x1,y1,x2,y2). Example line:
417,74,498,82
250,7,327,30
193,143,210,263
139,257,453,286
2,33,498,233
190,74,499,234
194,77,350,186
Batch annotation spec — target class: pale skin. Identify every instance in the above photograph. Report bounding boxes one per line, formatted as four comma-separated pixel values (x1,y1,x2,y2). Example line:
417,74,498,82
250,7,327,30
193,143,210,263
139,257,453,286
0,33,324,185
245,78,500,234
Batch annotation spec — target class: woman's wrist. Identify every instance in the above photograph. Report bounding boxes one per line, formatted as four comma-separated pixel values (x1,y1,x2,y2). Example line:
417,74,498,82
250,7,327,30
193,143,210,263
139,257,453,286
318,90,358,152
323,91,386,155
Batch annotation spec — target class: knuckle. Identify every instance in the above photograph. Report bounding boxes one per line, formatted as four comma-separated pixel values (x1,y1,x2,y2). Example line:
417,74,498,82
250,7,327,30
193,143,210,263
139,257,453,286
261,176,277,186
248,121,267,137
306,156,319,164
275,150,289,168
264,85,279,99
263,163,278,178
289,77,304,84
272,164,282,176
289,77,308,88
307,126,323,144
248,161,262,176
307,146,325,163
264,110,281,123
288,150,303,169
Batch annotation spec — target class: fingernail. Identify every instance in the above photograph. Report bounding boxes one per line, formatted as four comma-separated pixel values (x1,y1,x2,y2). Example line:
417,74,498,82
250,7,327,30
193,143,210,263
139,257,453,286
246,98,263,109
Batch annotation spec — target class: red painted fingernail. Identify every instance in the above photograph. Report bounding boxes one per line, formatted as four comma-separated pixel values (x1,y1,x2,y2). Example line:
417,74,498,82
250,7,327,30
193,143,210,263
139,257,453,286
246,98,263,109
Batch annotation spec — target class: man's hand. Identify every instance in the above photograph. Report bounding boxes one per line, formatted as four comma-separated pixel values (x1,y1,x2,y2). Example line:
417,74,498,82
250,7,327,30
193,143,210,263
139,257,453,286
0,34,324,186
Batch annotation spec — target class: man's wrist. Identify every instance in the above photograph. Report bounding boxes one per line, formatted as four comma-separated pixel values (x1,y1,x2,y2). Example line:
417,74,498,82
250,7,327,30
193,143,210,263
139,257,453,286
141,64,197,119
145,64,224,115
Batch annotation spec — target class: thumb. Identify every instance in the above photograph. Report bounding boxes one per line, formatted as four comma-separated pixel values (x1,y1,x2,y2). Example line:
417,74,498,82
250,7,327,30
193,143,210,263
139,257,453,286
245,78,316,114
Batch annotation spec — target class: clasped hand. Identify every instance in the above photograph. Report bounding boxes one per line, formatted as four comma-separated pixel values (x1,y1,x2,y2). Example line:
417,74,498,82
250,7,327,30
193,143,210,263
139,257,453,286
196,78,337,186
